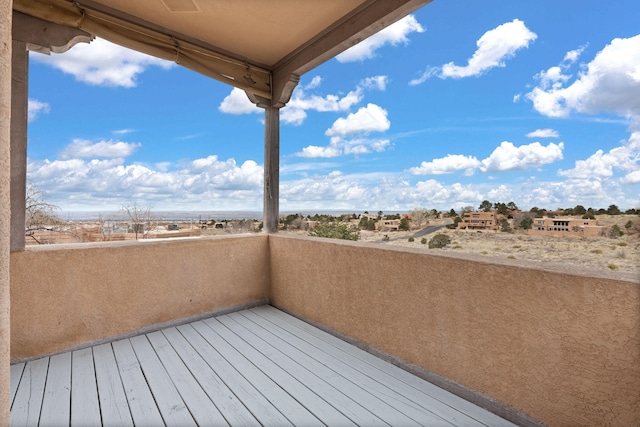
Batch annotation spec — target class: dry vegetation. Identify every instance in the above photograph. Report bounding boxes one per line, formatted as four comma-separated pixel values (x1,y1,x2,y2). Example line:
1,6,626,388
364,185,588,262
357,215,640,278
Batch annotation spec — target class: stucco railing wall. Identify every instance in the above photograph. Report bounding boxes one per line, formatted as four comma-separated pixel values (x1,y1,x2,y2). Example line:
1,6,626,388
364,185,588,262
268,234,640,427
10,235,269,360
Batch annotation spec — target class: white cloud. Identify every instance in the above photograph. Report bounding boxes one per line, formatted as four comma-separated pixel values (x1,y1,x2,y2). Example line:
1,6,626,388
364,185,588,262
279,171,489,212
286,89,361,115
280,108,308,126
526,128,559,138
336,15,424,63
282,76,387,125
220,75,388,126
218,88,262,114
31,38,173,88
487,184,513,201
112,129,136,135
558,132,640,180
413,180,484,207
410,19,537,84
28,99,50,122
297,137,390,159
343,138,390,155
297,145,342,159
409,154,481,176
295,104,391,158
409,141,564,176
360,75,388,91
60,139,141,159
305,76,323,90
28,152,264,210
563,45,587,63
326,104,390,137
621,170,640,185
481,141,564,172
527,35,640,122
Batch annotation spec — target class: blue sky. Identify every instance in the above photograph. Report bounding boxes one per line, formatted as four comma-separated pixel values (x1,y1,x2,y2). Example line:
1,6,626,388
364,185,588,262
27,0,640,213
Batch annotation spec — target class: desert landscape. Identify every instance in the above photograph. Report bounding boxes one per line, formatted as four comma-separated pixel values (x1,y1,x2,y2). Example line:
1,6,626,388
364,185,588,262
350,215,639,279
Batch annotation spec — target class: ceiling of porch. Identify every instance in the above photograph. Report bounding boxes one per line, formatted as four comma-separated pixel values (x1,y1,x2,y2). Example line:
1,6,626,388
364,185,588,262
13,0,432,105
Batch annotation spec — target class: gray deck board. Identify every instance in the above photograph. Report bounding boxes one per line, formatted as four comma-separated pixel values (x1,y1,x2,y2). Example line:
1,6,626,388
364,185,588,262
9,363,24,407
93,343,133,426
71,348,101,427
10,305,519,426
178,322,294,426
111,339,165,426
129,335,197,426
161,327,258,426
11,356,49,426
216,314,359,426
238,310,432,426
146,330,229,426
40,352,72,426
257,306,516,427
222,312,388,426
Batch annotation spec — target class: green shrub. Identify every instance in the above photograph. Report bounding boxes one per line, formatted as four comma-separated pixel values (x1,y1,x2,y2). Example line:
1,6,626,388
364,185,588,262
408,237,415,242
617,242,628,247
590,249,603,254
309,222,359,241
428,234,450,249
420,237,427,244
608,263,619,270
610,224,623,237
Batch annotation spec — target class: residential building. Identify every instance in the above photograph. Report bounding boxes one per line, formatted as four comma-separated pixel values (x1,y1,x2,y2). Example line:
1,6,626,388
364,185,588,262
377,218,401,231
530,217,606,237
458,211,499,231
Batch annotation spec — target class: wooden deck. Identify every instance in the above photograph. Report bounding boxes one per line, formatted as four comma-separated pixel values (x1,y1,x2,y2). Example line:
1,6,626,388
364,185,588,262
10,305,517,426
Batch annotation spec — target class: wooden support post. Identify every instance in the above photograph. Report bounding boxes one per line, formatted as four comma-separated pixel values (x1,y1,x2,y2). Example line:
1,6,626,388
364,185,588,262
10,40,27,251
263,107,280,233
0,1,12,423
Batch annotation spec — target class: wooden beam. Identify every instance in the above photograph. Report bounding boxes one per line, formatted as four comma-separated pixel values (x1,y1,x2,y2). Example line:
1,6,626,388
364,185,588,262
263,107,280,233
12,11,93,54
9,40,27,252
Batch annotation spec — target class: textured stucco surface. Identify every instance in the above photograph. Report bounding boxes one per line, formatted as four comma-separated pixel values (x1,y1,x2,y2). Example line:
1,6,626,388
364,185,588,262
269,234,640,427
0,2,12,424
10,235,269,359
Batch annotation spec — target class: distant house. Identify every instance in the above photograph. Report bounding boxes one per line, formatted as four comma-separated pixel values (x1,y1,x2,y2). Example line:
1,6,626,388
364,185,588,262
529,217,605,237
458,211,498,231
361,212,378,220
376,219,401,231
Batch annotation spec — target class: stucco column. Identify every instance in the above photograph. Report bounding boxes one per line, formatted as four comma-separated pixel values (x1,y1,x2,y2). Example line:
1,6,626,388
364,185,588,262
0,0,13,423
263,107,280,233
10,40,27,251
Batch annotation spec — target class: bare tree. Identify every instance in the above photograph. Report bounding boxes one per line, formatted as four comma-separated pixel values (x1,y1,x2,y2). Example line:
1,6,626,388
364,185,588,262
25,184,62,243
121,202,155,240
410,207,430,228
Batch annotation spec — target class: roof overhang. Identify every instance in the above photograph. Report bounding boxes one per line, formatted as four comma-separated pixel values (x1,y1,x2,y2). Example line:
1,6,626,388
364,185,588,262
13,0,432,106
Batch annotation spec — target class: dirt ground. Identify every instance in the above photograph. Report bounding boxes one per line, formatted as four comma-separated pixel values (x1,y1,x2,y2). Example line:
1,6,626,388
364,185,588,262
358,215,639,279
